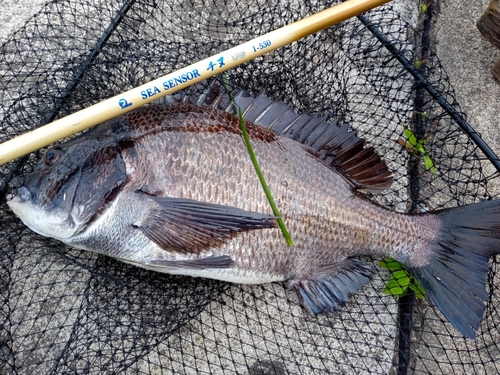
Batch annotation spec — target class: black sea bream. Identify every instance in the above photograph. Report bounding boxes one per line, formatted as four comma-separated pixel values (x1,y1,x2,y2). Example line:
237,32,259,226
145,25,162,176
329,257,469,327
7,88,500,338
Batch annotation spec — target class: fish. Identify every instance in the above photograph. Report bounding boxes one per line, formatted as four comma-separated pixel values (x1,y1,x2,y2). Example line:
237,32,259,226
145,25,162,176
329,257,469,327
6,84,500,339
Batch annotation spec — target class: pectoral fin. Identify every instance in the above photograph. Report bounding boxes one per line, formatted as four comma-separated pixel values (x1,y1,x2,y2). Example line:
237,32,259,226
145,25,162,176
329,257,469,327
289,259,372,314
134,191,277,255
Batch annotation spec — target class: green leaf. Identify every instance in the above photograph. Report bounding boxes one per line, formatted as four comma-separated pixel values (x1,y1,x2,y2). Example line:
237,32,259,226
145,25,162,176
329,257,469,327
391,270,411,283
409,283,427,299
383,277,409,296
378,258,403,271
403,125,418,147
423,155,436,175
401,124,437,176
380,257,427,298
415,142,426,155
383,286,405,296
421,4,428,12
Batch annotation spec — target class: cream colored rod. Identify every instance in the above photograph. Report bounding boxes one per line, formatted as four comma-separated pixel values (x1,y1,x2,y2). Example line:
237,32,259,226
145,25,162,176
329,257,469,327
0,0,391,165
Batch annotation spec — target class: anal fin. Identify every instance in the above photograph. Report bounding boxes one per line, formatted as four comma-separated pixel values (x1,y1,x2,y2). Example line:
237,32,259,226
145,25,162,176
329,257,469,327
289,259,372,314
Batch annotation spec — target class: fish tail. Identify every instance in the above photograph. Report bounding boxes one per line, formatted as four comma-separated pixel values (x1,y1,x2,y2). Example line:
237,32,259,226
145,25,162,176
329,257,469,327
405,200,500,338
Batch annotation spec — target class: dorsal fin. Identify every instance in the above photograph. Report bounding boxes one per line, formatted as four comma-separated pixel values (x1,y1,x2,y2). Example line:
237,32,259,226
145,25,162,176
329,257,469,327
158,80,393,193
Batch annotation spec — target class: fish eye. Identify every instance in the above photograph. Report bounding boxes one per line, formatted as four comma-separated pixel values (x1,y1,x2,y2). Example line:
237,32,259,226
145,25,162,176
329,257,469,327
43,148,62,165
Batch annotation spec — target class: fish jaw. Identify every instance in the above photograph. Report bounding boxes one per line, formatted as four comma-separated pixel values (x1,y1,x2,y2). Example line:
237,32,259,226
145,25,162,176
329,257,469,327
7,186,78,240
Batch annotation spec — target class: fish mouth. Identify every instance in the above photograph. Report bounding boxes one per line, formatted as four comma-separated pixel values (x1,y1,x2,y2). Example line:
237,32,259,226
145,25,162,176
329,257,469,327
6,186,32,204
5,176,27,202
6,185,76,240
5,192,16,202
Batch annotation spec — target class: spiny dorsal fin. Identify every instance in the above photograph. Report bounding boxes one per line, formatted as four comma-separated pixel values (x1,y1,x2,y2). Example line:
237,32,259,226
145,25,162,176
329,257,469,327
159,80,393,193
231,89,393,193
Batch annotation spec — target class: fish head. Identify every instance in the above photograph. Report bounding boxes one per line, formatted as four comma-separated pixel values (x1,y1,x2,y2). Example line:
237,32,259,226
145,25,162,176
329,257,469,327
7,135,127,240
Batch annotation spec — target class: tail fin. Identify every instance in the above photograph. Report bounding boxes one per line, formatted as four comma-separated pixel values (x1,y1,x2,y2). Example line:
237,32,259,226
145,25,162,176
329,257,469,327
407,200,500,338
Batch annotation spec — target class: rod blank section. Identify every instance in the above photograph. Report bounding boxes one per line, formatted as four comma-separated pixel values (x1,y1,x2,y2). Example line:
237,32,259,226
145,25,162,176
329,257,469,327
0,0,390,165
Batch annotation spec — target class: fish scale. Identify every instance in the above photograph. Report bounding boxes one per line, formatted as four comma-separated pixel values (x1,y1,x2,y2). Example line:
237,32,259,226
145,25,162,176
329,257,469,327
7,92,500,339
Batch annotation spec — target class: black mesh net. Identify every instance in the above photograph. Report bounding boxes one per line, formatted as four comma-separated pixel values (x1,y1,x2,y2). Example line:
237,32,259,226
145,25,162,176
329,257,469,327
1,0,500,374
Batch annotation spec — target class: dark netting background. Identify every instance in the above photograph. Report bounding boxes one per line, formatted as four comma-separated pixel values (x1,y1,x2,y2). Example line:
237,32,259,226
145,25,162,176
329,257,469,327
1,0,500,374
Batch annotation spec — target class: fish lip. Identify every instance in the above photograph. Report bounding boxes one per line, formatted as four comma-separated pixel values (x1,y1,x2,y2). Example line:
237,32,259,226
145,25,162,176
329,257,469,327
5,193,17,202
6,186,31,204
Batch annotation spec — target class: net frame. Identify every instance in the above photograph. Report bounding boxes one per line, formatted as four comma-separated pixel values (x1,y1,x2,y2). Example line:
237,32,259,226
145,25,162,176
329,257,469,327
1,1,500,374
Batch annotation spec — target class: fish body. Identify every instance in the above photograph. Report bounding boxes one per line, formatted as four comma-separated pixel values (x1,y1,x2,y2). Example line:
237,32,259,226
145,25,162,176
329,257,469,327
64,106,427,282
7,89,500,338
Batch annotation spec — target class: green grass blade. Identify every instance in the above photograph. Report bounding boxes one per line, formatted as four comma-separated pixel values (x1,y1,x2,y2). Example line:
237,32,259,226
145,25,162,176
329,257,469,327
236,106,294,246
223,74,294,246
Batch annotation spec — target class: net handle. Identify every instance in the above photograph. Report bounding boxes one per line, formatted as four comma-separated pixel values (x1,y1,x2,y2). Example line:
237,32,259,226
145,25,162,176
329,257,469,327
0,0,391,165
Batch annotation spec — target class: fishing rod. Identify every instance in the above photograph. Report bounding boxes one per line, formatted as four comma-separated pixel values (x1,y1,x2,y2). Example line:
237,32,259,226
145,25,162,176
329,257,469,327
0,0,391,165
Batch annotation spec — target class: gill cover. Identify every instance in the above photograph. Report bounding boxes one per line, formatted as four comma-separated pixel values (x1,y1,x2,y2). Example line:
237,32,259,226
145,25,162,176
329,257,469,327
70,145,127,227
